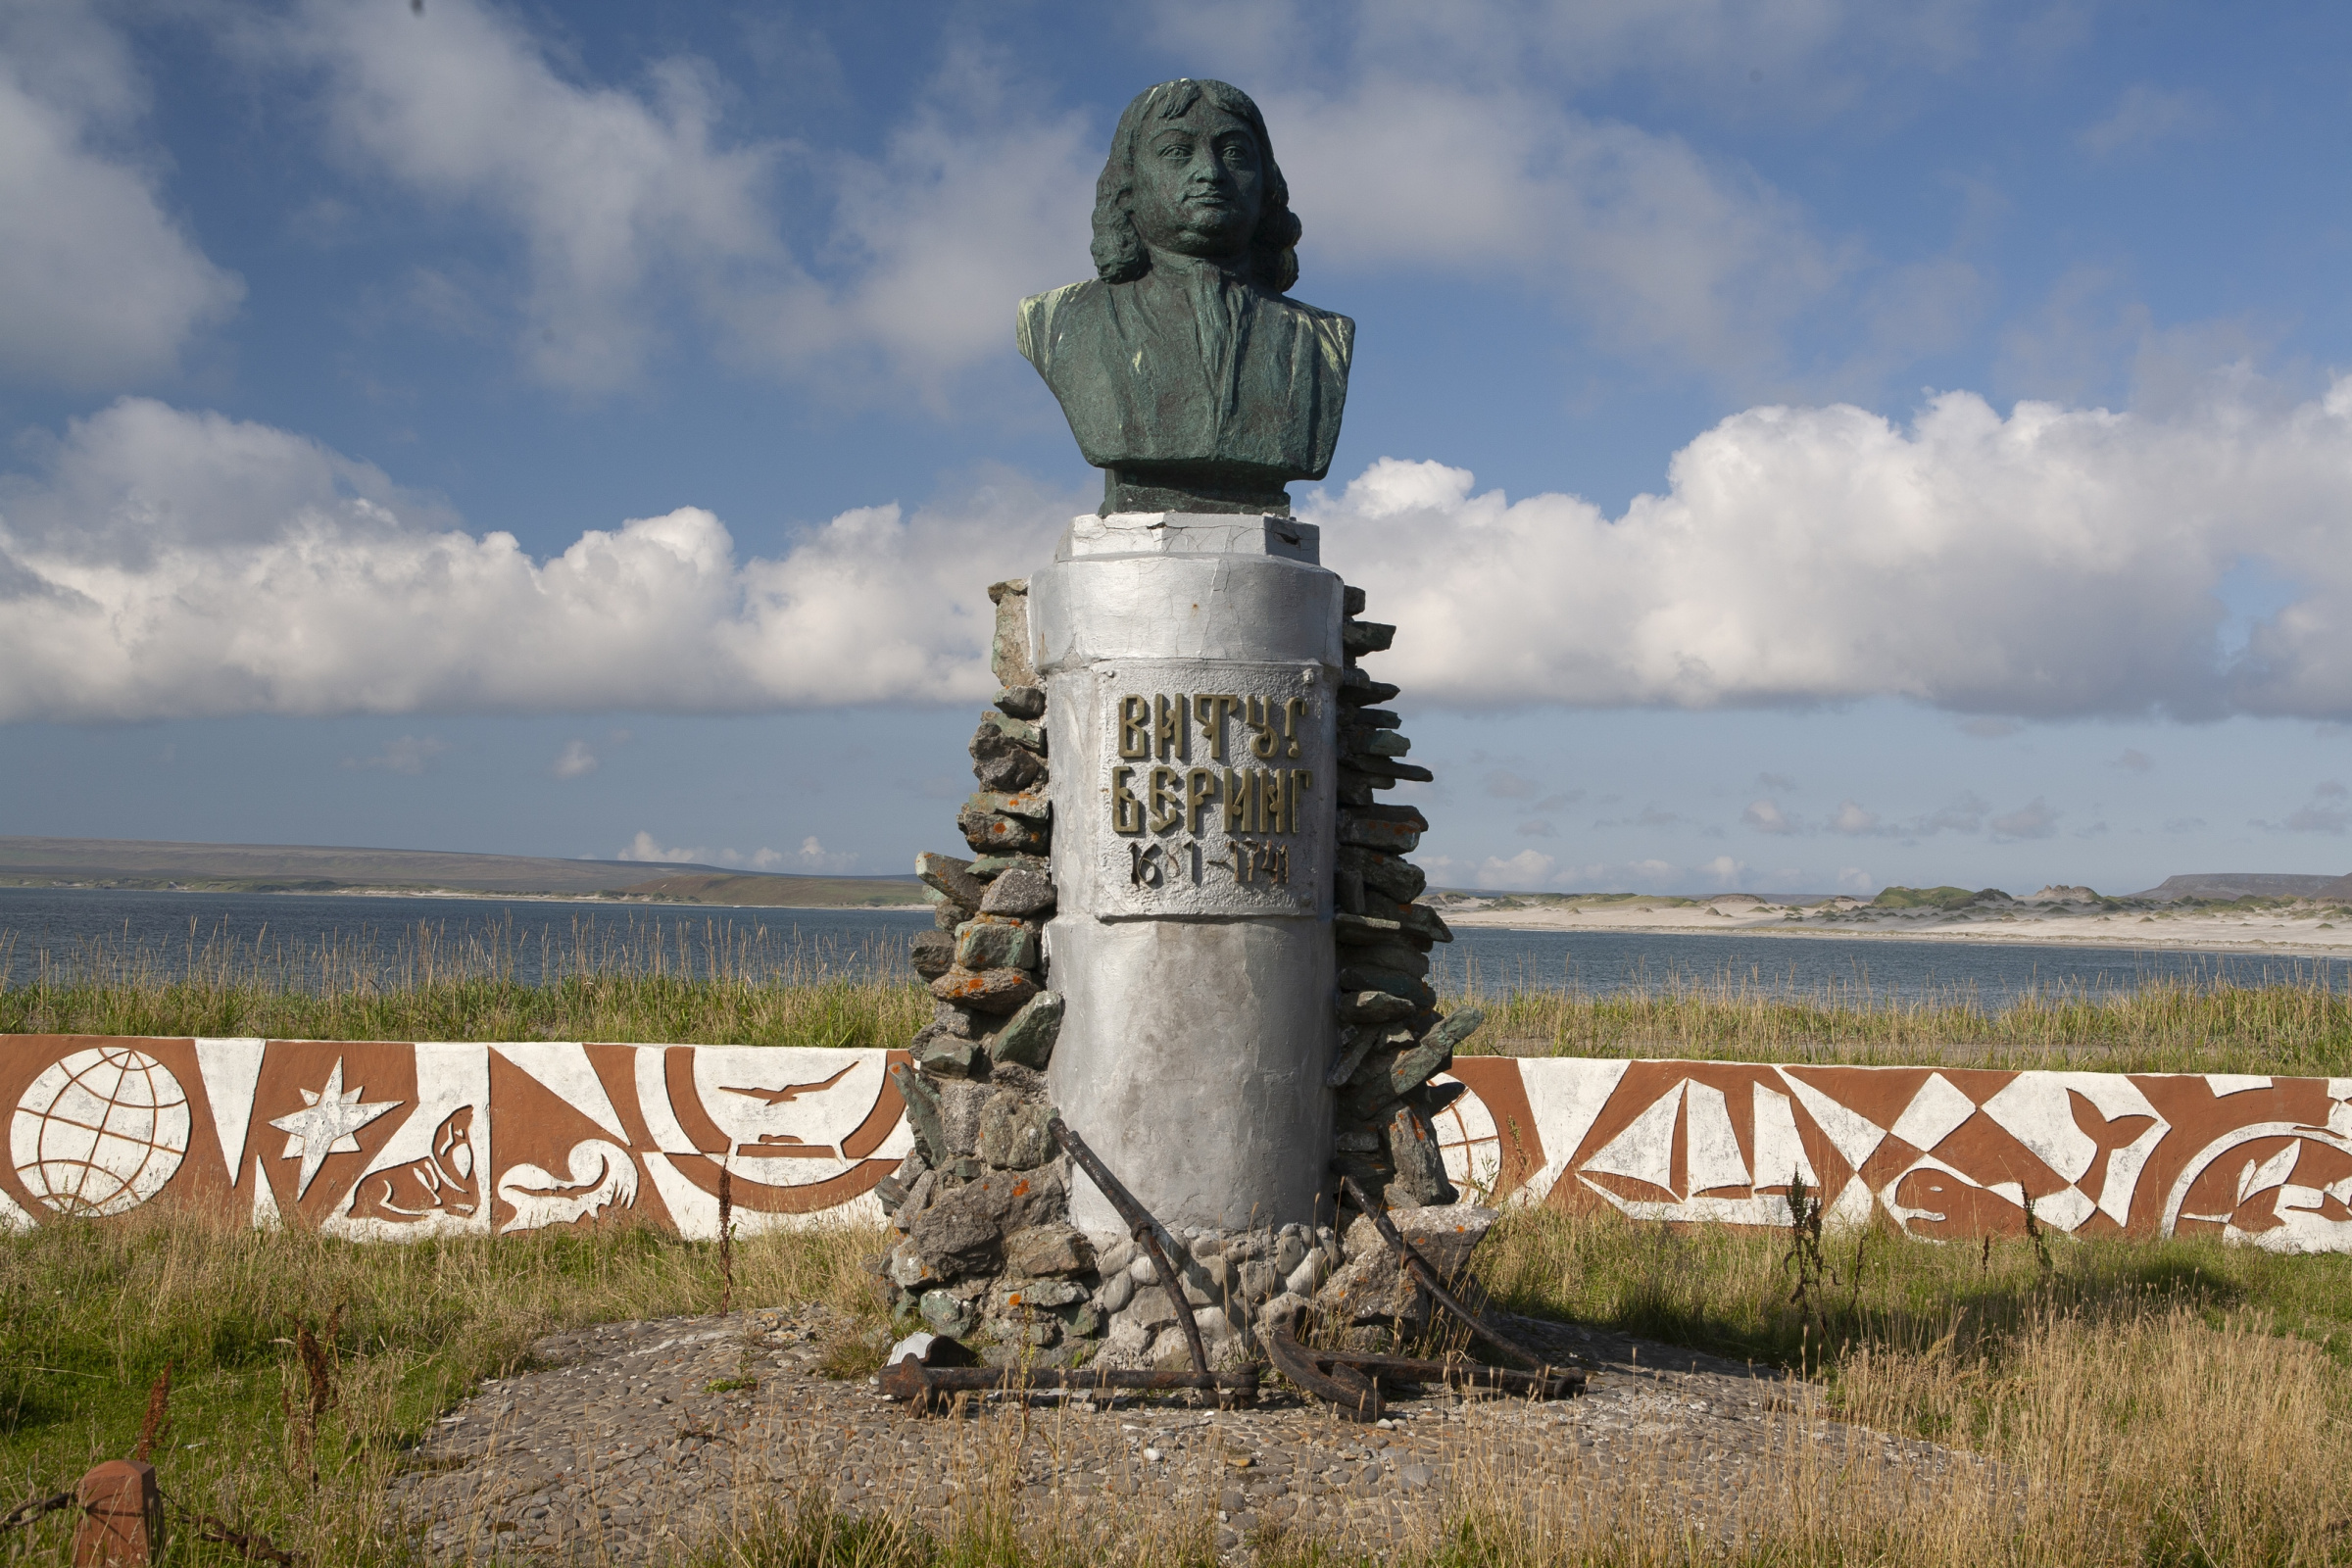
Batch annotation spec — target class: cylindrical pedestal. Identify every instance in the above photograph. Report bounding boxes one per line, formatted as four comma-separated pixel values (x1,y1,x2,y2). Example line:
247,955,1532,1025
1032,512,1342,1233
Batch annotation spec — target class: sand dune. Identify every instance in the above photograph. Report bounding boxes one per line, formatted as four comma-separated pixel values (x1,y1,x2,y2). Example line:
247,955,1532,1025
1438,889,2352,956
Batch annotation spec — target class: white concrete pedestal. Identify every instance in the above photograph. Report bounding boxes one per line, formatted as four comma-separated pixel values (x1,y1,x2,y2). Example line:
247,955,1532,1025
1031,512,1342,1233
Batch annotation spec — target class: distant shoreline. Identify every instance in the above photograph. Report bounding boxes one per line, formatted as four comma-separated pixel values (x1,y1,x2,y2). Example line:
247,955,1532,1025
1446,913,2348,960
0,881,931,914
1444,899,2352,961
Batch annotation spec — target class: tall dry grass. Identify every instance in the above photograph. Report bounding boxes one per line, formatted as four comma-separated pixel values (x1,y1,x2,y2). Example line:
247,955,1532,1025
0,915,931,1048
7,1197,2350,1564
0,1200,891,1565
1464,1201,2352,1566
1455,969,2352,1077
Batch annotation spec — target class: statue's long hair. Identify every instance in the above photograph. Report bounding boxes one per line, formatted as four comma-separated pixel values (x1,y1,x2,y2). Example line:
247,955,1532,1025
1090,78,1301,293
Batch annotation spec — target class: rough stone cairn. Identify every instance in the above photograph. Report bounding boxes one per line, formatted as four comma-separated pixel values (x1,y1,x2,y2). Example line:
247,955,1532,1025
868,578,1491,1368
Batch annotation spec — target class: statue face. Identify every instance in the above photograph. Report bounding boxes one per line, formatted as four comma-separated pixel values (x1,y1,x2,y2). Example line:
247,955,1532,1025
1130,102,1265,265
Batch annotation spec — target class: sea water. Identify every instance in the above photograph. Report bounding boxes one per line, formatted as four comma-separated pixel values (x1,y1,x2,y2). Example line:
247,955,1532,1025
3,885,2344,1004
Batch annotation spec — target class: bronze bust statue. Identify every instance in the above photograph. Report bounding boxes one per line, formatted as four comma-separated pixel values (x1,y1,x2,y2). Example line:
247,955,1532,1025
1018,78,1354,516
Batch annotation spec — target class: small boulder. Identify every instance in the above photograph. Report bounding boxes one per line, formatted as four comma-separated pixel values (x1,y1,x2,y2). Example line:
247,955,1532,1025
958,803,1051,858
977,1092,1054,1169
918,1290,975,1338
1335,989,1416,1025
1314,1203,1497,1327
987,579,1037,688
989,991,1064,1068
930,965,1041,1014
1386,1103,1457,1207
908,930,956,980
915,851,990,911
973,741,1045,794
905,1198,1002,1281
908,1027,985,1079
888,1064,949,1165
954,916,1039,973
981,867,1056,917
1005,1222,1095,1277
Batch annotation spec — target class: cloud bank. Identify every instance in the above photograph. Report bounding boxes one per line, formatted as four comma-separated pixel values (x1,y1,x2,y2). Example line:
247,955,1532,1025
0,399,1064,722
14,380,2352,724
1320,380,2352,720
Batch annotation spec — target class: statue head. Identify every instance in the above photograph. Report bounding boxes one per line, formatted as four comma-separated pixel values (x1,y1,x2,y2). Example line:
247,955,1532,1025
1090,78,1302,293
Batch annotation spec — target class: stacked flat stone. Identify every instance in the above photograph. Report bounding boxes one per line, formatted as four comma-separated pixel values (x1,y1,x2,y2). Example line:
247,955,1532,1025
870,580,1098,1361
868,577,1476,1368
1091,1222,1344,1369
1327,585,1485,1209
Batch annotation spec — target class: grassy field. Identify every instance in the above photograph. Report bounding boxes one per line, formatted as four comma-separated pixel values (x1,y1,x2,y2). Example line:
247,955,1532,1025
4,1201,2348,1565
1458,971,2352,1077
0,920,931,1049
11,920,2352,1076
8,952,2352,1561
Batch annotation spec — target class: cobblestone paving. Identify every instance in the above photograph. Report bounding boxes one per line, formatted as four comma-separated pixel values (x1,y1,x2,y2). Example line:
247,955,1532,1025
384,1306,1981,1564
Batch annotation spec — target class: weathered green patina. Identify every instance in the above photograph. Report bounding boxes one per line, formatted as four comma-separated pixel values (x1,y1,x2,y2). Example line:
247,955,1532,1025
1017,78,1353,516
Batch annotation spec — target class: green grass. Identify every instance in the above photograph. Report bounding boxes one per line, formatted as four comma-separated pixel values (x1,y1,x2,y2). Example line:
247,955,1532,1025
0,1204,889,1565
0,916,931,1047
1456,972,2352,1076
13,917,2352,1077
10,948,2352,1561
6,1187,2351,1563
1478,1200,2352,1377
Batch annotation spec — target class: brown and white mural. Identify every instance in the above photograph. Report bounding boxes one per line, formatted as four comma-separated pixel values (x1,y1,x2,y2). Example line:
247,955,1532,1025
1,1037,910,1240
6,1036,2349,1252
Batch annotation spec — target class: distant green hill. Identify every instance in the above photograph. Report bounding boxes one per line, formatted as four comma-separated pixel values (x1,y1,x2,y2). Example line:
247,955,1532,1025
0,837,927,907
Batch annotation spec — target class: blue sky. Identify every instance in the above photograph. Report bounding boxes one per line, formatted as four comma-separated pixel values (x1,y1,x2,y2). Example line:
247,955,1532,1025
8,0,2352,896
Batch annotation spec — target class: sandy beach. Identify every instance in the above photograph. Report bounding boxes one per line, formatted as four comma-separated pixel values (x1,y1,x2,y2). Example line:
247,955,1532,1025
1436,891,2352,958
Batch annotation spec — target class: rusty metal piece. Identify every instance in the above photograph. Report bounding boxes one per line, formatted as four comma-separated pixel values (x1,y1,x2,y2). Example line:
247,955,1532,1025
1264,1329,1583,1419
1048,1115,1214,1385
185,1513,302,1566
1264,1328,1382,1424
74,1459,163,1566
880,1357,1258,1412
1325,1348,1584,1400
0,1491,75,1532
1340,1175,1555,1373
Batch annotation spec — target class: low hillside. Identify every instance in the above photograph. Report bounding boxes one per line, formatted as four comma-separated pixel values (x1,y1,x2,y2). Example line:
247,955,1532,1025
615,872,925,907
0,836,924,906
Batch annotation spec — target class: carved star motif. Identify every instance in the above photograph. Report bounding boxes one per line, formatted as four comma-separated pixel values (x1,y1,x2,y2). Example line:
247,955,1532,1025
269,1057,402,1199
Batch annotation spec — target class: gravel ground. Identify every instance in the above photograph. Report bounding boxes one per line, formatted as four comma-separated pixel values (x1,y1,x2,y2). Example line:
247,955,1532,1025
383,1305,1985,1565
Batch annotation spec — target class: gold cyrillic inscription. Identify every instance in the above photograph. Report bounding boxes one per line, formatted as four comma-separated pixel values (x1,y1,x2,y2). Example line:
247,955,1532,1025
1155,694,1188,760
1110,766,1144,835
1147,764,1184,833
1185,767,1219,834
1118,695,1151,760
1110,691,1317,875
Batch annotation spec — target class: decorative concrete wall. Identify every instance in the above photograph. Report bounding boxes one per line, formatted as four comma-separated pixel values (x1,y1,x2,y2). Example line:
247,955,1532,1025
8,1036,2349,1252
3,1037,909,1240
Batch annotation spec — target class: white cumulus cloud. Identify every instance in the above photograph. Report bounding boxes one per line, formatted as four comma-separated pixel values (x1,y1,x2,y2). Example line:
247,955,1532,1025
552,740,597,778
0,2,242,386
1273,81,1843,383
1314,376,2352,721
789,836,859,874
251,1,1090,397
27,373,2352,726
0,398,1069,723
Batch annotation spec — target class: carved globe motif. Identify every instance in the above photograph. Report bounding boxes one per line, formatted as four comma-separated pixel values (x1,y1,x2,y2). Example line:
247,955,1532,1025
10,1047,190,1216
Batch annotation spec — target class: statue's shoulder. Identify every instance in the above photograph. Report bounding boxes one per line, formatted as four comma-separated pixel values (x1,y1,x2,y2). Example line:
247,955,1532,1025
1269,292,1355,373
1015,279,1104,370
